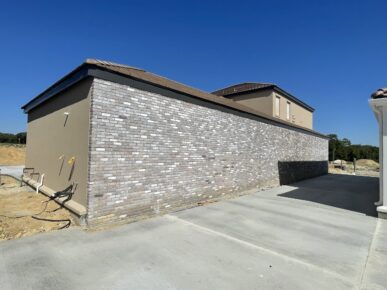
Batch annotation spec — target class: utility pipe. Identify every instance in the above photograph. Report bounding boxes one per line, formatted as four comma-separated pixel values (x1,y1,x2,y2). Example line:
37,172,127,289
36,173,45,194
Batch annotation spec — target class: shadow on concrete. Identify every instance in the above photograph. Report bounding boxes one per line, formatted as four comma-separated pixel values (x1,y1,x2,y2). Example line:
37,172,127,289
278,174,379,217
278,161,328,185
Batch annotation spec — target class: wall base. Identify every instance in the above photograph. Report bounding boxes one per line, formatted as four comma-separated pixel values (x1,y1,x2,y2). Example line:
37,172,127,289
22,176,87,220
377,206,387,219
277,161,328,185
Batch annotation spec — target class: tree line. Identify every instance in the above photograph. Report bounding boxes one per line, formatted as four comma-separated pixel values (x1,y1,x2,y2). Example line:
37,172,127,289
0,132,27,144
328,134,378,162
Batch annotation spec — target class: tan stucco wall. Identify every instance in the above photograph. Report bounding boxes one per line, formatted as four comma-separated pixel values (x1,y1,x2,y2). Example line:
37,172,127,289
25,78,92,207
230,90,313,129
273,93,313,129
231,90,273,117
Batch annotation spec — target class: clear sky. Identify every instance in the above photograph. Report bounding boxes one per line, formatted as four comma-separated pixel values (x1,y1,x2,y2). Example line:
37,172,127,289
0,0,386,145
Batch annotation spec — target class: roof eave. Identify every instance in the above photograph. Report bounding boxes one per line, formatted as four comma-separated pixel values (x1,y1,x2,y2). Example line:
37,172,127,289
272,86,315,112
219,85,275,98
214,85,315,113
21,63,92,113
21,61,327,139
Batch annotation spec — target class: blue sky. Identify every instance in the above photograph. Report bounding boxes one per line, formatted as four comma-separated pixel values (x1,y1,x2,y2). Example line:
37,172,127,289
0,0,386,145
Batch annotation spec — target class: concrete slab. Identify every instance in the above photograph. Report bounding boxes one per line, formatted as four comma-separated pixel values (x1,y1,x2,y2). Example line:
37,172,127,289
0,215,354,290
174,174,379,284
0,173,386,290
361,219,387,289
0,165,24,180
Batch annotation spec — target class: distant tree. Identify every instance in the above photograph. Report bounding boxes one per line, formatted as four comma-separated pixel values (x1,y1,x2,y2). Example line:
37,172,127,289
342,138,351,147
0,132,27,144
0,133,16,143
328,134,378,162
327,134,339,161
16,132,27,144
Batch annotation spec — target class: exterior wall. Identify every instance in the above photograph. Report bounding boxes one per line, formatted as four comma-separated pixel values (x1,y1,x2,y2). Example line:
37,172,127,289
230,90,313,129
273,92,313,129
87,78,328,227
231,90,273,117
25,78,92,207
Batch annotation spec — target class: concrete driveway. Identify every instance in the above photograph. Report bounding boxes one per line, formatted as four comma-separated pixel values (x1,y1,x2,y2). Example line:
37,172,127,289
0,174,386,290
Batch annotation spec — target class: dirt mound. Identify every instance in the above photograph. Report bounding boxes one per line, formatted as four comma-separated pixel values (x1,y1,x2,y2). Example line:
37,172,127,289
0,144,25,165
356,159,379,169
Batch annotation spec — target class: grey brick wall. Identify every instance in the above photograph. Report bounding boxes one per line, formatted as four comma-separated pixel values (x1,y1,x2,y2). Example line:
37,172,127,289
87,78,328,226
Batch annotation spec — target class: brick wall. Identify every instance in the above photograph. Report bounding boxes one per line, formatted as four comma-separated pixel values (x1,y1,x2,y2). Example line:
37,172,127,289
87,78,328,226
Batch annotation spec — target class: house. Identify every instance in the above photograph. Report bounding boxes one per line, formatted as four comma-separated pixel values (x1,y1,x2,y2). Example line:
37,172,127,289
21,59,328,227
213,83,314,129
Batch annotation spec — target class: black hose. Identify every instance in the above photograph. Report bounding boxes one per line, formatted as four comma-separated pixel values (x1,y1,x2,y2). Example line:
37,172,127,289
0,199,50,219
0,186,74,225
31,216,71,229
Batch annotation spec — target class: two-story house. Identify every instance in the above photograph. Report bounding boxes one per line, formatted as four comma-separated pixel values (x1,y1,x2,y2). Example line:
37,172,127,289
212,83,314,129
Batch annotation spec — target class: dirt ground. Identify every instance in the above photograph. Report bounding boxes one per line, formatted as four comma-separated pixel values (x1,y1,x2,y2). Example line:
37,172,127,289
0,176,74,241
329,159,379,177
0,144,26,165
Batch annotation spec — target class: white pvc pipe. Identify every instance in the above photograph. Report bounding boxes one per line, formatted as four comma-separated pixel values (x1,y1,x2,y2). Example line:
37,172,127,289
36,174,45,194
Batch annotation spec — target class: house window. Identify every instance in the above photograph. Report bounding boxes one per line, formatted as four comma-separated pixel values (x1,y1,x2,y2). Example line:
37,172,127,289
286,101,291,120
275,96,280,117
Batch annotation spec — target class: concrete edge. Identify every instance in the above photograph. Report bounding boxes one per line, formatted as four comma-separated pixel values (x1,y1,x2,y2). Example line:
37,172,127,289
22,176,87,219
0,174,21,182
377,206,387,219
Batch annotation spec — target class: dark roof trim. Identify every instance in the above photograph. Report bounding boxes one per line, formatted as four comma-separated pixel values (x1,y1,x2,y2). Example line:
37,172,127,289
212,83,275,96
219,84,315,112
272,86,315,112
21,61,328,139
21,63,91,112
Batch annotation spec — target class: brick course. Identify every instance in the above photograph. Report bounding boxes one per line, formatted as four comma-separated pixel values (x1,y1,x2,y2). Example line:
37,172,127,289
87,78,328,226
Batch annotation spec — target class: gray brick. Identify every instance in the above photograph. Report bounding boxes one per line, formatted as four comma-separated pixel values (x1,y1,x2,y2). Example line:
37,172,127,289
86,78,328,227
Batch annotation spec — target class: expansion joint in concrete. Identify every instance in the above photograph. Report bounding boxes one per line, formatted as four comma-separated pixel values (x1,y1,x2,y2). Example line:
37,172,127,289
165,214,354,286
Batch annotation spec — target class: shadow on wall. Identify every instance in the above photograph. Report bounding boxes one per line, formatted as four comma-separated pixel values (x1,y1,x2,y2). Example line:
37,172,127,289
278,161,328,185
278,174,379,217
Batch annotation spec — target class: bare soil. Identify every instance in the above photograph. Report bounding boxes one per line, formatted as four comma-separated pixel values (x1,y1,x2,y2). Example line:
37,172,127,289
0,176,74,241
356,159,379,169
1,175,19,186
329,159,379,177
0,144,26,165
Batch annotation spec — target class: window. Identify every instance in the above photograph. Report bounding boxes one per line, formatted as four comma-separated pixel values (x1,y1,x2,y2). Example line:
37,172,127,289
286,101,291,120
275,96,280,117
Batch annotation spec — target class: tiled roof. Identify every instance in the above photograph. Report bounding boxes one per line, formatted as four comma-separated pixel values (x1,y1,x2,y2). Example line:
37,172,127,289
86,59,226,105
372,88,387,99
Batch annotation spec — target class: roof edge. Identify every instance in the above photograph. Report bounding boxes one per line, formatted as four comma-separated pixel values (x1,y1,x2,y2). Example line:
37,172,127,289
272,86,315,112
212,83,314,112
212,82,274,96
91,67,326,139
21,62,91,112
21,60,327,139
